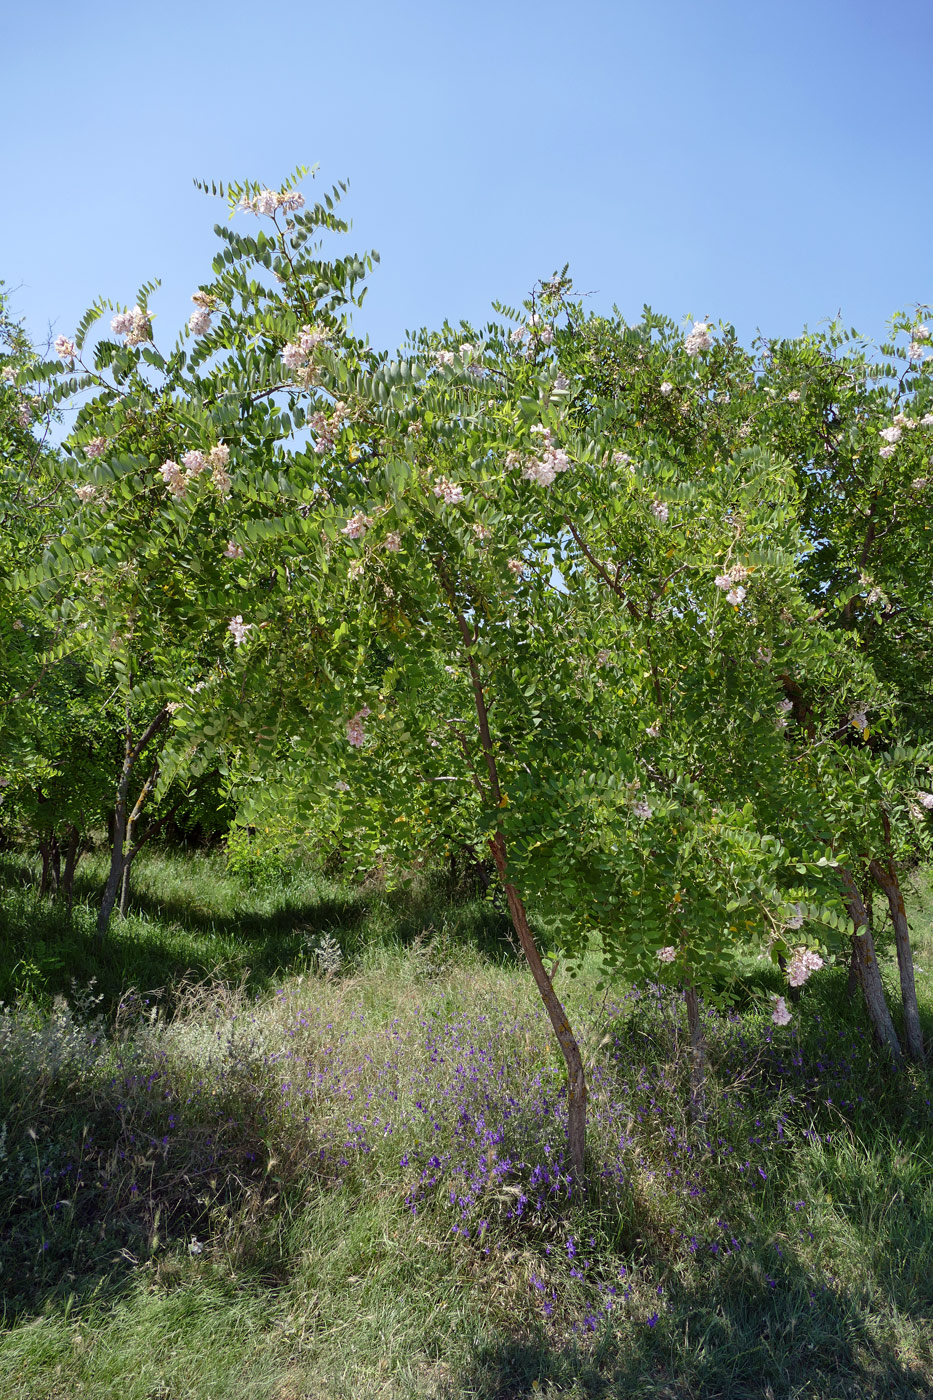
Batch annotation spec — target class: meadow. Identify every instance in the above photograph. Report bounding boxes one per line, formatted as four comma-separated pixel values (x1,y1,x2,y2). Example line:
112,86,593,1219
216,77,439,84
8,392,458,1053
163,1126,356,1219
1,848,932,1400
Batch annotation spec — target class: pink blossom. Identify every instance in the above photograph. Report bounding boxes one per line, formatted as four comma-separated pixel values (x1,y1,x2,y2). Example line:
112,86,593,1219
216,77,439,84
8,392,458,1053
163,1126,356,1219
507,558,524,577
55,335,76,361
227,615,252,646
383,531,402,552
189,308,212,337
159,460,187,498
341,511,372,540
914,325,931,341
111,306,150,346
917,791,933,811
657,946,676,963
224,541,245,560
74,484,97,504
346,706,371,748
433,478,464,505
879,444,897,459
660,381,673,396
632,799,652,820
908,342,925,362
472,522,492,541
85,436,107,458
646,723,661,738
786,947,823,987
922,415,933,428
651,500,669,523
182,450,208,476
209,443,230,469
772,997,792,1026
16,400,32,427
110,312,135,336
880,425,902,444
726,586,746,605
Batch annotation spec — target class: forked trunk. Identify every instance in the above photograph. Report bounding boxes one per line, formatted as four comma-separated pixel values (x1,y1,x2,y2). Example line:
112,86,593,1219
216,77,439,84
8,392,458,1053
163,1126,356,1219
839,867,901,1061
684,982,707,1123
489,833,588,1184
870,858,925,1064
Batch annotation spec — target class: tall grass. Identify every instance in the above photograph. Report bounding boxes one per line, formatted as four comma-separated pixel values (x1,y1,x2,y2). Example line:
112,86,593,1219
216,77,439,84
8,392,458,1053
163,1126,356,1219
0,849,932,1398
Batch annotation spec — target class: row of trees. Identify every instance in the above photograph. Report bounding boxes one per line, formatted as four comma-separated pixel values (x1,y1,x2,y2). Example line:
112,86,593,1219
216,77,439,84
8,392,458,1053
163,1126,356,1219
2,172,932,1176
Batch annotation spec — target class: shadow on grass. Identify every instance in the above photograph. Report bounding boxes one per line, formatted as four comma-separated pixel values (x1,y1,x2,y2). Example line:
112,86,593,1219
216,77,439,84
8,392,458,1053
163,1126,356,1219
0,852,514,1013
454,1252,933,1399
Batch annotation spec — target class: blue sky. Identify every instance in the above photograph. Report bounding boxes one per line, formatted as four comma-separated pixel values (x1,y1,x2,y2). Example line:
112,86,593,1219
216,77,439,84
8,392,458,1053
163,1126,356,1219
2,0,931,357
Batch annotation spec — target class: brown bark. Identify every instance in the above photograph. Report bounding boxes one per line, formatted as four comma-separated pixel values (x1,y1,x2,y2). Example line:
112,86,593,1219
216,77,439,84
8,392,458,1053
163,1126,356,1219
489,832,587,1182
869,857,925,1064
839,867,901,1060
62,824,81,914
683,982,707,1124
98,706,169,941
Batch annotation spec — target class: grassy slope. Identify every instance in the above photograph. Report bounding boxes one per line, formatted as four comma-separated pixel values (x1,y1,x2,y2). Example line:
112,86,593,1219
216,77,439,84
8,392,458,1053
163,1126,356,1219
0,851,932,1399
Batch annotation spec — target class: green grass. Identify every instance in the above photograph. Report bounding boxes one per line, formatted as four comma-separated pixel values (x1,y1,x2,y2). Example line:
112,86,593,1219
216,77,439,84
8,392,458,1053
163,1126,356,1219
1,848,932,1398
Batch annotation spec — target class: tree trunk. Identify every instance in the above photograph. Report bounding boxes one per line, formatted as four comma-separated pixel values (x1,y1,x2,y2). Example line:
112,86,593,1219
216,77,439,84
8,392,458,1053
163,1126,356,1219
489,832,587,1183
846,939,861,999
839,867,901,1061
97,706,169,942
870,857,925,1064
62,824,81,915
684,982,707,1123
39,838,54,897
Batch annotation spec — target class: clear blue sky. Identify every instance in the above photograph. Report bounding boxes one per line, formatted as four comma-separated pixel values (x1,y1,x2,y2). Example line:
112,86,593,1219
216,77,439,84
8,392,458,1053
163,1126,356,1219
3,0,931,356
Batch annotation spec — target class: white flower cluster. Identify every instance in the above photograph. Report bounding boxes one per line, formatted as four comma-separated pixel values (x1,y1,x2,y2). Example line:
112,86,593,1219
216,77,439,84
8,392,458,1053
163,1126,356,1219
632,799,653,820
505,426,571,488
85,436,107,458
159,443,230,500
341,510,373,540
787,389,801,402
239,188,305,216
611,451,634,470
383,531,402,552
908,325,930,360
347,706,371,748
433,477,464,505
54,335,77,362
281,323,327,376
784,901,803,929
786,946,823,987
227,615,252,646
660,381,673,396
714,563,748,606
772,996,792,1026
684,321,712,357
651,499,669,524
916,790,933,811
657,946,677,963
188,292,215,337
510,314,554,359
110,306,151,346
224,541,245,560
472,521,492,542
507,557,524,577
74,483,98,504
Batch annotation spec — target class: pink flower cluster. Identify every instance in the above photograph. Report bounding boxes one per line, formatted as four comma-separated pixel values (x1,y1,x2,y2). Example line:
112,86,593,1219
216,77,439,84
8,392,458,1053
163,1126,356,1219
786,946,823,987
714,563,748,605
341,510,373,540
651,499,669,524
347,706,371,748
239,188,305,216
55,335,77,362
159,443,231,499
224,541,245,560
520,425,571,487
310,406,343,454
110,306,151,346
684,322,712,356
281,324,327,374
772,996,792,1026
227,615,252,646
85,437,108,458
433,477,464,505
74,483,97,504
657,946,676,963
510,315,554,359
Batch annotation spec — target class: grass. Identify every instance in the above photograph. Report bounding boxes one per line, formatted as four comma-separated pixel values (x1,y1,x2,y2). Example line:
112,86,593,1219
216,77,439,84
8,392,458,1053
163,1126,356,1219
0,847,932,1398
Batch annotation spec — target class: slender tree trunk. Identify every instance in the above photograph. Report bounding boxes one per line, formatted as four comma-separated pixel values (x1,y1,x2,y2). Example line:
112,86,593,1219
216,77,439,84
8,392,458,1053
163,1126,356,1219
98,706,169,942
870,857,925,1064
489,832,587,1183
839,867,901,1061
846,939,861,999
39,838,54,897
62,824,81,915
683,982,707,1123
